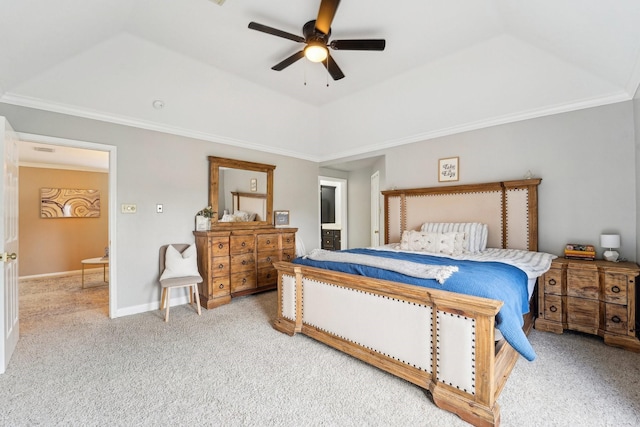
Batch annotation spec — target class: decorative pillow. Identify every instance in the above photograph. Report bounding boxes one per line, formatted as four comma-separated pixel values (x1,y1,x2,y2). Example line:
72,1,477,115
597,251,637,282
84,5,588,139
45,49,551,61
400,230,460,256
220,213,240,222
160,244,200,280
233,210,256,222
420,223,487,253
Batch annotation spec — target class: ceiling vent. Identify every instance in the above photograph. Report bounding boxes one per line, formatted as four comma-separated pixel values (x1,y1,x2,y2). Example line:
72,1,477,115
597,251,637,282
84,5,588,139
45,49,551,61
33,146,55,153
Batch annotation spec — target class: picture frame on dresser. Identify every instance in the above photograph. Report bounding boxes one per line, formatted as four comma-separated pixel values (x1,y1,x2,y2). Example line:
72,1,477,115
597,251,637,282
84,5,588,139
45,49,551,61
274,210,289,226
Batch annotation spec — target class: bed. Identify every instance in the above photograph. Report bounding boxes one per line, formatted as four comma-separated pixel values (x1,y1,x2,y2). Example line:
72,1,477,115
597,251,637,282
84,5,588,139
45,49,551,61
272,178,549,427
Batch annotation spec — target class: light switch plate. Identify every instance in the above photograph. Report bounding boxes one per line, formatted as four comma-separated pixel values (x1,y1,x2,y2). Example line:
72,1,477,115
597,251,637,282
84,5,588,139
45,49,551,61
121,204,137,213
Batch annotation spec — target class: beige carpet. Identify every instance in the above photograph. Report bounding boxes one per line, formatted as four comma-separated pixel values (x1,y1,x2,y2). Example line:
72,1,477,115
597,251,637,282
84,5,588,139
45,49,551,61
2,273,639,426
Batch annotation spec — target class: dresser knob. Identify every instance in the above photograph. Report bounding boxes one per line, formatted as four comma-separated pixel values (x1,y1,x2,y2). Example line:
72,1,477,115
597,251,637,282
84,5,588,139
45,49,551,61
242,278,247,284
241,242,246,247
548,279,557,286
549,305,557,313
219,284,224,289
218,243,223,249
218,264,224,269
611,286,621,293
266,239,271,244
611,315,621,323
242,260,246,265
266,257,271,262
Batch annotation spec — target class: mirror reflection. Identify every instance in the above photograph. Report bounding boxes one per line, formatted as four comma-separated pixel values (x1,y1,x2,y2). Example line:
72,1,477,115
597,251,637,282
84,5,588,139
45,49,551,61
218,168,267,222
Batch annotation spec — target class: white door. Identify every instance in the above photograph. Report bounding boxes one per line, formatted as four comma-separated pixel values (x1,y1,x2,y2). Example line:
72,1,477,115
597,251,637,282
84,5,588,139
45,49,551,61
370,171,380,247
0,117,19,374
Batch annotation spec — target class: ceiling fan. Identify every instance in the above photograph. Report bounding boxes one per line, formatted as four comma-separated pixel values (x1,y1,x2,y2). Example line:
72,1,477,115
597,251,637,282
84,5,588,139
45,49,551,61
248,0,385,80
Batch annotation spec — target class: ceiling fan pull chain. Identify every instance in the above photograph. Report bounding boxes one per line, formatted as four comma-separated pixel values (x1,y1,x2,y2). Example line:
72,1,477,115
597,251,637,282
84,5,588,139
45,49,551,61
326,57,330,87
304,60,307,86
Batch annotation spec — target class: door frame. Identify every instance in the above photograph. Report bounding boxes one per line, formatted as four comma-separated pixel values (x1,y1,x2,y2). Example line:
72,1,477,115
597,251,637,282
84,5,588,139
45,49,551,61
18,132,118,318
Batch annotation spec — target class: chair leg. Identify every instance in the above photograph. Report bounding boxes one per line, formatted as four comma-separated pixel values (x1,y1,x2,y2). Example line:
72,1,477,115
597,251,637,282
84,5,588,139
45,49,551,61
193,284,201,316
164,288,171,322
160,288,167,310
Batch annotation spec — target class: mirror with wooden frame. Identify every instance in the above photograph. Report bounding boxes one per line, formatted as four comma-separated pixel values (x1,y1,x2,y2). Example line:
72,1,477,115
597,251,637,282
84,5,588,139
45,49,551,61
208,156,275,229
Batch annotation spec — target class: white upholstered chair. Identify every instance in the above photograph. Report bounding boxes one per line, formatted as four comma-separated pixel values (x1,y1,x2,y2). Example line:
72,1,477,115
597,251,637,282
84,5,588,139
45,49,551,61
159,243,202,322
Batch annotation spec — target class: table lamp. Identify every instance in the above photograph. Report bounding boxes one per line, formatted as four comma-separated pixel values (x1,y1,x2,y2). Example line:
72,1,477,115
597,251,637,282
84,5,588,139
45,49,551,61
600,234,620,262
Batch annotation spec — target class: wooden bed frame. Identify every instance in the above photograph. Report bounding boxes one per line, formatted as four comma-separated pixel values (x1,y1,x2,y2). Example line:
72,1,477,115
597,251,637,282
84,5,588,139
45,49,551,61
273,179,541,427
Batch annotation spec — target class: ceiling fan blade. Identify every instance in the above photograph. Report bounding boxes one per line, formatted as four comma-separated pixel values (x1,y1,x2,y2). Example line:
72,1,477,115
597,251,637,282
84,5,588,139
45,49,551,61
330,39,386,51
322,53,345,80
272,51,305,71
315,0,341,35
248,22,305,43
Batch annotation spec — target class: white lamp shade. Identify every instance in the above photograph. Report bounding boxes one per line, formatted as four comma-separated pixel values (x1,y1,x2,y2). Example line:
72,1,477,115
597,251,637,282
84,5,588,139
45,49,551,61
600,234,620,249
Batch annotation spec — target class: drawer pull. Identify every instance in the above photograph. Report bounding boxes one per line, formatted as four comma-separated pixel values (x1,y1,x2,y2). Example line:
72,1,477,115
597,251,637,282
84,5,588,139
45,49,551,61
266,239,271,244
218,243,224,249
218,263,224,269
548,279,557,286
266,257,272,262
242,278,247,284
266,273,271,279
285,254,291,260
611,286,621,293
611,315,621,323
242,260,247,265
218,284,224,289
549,305,557,313
241,242,246,247
286,238,291,243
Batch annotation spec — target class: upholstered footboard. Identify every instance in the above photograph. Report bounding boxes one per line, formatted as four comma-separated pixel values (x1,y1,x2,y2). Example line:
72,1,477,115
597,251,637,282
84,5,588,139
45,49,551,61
273,261,526,427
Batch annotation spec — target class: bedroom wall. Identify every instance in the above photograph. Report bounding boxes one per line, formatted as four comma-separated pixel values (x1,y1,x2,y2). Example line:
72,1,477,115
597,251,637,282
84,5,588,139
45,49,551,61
19,166,109,276
634,90,640,260
0,104,319,316
377,101,637,260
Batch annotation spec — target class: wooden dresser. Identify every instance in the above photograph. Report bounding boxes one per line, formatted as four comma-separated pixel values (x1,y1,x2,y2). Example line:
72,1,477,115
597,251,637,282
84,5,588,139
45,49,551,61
535,257,640,351
194,227,297,309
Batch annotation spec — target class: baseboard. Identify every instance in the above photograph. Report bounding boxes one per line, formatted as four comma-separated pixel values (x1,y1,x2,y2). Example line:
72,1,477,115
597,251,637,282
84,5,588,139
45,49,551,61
116,294,191,318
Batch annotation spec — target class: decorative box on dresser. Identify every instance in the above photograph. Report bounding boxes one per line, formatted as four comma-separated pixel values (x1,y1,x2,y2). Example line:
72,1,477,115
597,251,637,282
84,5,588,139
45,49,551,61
535,257,640,352
194,227,297,309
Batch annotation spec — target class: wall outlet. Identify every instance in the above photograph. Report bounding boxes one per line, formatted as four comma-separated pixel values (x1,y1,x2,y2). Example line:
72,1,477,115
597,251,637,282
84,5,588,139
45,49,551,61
156,204,163,213
121,204,137,213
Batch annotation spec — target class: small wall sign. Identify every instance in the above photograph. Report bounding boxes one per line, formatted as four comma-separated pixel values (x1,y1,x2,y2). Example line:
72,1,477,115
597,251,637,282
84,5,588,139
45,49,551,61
438,157,459,182
274,210,290,226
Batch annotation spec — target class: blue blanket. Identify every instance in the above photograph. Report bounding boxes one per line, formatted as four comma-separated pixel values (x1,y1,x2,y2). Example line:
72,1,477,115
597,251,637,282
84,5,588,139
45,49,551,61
294,248,536,361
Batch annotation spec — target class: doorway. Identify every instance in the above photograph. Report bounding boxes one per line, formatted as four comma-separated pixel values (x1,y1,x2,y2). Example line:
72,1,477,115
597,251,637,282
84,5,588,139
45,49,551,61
17,133,117,318
318,177,348,250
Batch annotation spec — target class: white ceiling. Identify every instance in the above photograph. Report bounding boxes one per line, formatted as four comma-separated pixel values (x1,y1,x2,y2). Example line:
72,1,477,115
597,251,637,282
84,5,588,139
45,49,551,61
3,0,640,163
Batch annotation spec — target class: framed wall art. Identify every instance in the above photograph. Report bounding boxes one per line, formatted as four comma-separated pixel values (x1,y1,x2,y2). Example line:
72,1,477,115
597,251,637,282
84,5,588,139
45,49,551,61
438,157,459,182
40,188,101,218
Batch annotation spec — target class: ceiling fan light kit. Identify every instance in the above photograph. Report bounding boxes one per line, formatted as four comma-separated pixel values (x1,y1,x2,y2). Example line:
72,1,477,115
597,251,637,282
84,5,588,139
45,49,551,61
248,0,385,81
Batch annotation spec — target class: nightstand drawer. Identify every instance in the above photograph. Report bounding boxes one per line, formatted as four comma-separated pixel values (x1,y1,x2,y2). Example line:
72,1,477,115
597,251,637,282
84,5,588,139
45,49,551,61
566,296,599,332
542,294,563,323
604,303,629,335
602,272,629,305
542,268,563,295
567,266,599,299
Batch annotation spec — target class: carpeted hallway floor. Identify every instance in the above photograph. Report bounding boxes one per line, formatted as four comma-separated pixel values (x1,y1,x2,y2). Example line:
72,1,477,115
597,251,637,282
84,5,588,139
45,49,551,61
2,272,639,426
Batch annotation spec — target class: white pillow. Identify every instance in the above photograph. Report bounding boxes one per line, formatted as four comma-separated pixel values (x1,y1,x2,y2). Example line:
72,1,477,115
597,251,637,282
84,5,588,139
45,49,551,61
420,223,487,253
160,244,200,280
400,231,461,256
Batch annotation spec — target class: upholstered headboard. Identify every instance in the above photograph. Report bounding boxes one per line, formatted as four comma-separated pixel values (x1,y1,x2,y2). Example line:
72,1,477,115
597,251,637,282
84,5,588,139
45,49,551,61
382,179,541,251
231,191,267,221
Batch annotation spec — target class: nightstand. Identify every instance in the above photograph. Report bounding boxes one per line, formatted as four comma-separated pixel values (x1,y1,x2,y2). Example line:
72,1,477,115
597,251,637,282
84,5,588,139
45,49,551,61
535,258,640,352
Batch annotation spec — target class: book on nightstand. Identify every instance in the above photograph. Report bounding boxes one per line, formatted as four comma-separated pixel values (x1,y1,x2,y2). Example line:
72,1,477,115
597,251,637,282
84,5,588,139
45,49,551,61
564,243,596,260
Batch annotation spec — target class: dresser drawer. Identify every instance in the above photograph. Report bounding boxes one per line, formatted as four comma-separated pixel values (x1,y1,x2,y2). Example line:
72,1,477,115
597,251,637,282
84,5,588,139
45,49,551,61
602,272,629,305
210,256,230,278
604,303,629,335
208,277,230,297
230,235,254,254
230,271,256,293
542,294,563,323
257,250,279,269
567,265,599,299
258,267,278,287
209,238,229,257
281,250,295,263
257,234,279,251
231,253,255,273
281,233,295,250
